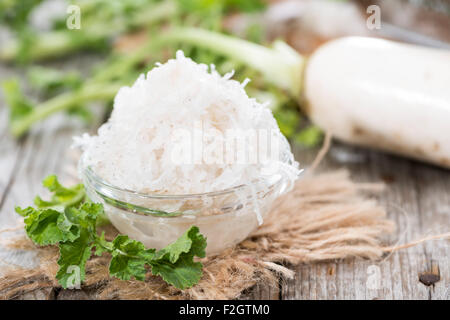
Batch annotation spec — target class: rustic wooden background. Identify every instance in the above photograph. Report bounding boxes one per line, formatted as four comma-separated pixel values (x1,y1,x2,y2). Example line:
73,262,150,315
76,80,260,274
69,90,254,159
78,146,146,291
0,0,449,300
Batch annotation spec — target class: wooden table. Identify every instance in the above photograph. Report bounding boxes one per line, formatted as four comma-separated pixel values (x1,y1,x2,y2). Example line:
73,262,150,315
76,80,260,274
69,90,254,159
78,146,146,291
0,57,449,300
248,143,450,300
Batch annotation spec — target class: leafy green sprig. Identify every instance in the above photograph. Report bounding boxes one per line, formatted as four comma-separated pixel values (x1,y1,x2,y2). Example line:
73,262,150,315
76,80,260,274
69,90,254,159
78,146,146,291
16,175,206,289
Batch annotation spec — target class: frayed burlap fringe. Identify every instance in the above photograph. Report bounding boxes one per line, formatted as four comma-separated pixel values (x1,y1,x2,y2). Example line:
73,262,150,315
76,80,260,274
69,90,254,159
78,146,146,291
0,170,395,300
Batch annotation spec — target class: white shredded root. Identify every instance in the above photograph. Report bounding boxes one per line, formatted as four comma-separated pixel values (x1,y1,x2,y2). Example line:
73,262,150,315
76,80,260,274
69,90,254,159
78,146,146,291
75,51,299,195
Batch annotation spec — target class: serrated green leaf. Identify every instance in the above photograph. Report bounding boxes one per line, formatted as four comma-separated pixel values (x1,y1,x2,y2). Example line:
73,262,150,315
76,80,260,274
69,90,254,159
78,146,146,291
112,235,146,254
149,226,206,289
16,175,206,290
34,175,85,209
15,206,35,217
42,174,77,195
109,254,147,281
93,231,113,256
23,208,79,245
153,226,206,263
56,229,93,289
75,202,103,230
109,227,206,288
150,257,203,290
109,235,155,281
56,209,81,240
33,196,57,208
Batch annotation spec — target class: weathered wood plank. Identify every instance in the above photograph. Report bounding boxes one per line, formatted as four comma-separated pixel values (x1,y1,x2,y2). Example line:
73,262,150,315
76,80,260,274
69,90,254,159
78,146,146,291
364,150,429,300
0,65,26,215
412,164,450,300
278,142,449,300
240,282,279,300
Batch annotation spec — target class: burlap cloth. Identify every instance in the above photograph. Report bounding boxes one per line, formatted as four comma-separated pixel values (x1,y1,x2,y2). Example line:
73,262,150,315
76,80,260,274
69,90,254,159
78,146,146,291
0,166,397,299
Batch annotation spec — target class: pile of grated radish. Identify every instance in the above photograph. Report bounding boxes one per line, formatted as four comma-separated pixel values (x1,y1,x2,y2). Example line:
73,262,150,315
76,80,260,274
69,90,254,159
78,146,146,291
75,51,300,195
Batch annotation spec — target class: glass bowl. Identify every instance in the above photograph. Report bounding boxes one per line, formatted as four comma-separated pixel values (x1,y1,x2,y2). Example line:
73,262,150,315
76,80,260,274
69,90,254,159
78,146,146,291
79,154,299,255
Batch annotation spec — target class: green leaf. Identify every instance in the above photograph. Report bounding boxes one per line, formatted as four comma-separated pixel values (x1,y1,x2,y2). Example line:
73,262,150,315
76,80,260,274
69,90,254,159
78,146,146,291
56,229,93,289
23,208,79,245
34,175,85,210
111,235,147,256
93,231,113,256
16,179,96,247
43,174,78,194
16,175,207,290
33,197,57,208
74,202,103,231
150,226,206,289
57,216,80,241
109,255,147,281
109,227,206,288
150,257,203,290
109,235,155,281
15,206,35,217
153,226,206,263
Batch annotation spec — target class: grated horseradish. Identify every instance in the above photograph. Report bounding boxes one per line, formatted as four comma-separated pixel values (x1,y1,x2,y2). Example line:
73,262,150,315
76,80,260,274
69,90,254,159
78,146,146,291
77,51,300,254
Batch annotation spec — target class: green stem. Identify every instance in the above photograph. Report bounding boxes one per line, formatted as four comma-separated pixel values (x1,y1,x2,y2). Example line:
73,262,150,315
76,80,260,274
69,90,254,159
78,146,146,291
0,31,90,61
91,37,165,83
133,0,177,28
163,27,305,98
11,83,121,137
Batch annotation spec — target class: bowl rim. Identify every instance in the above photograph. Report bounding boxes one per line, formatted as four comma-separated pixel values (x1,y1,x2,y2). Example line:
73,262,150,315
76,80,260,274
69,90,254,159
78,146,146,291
79,153,296,200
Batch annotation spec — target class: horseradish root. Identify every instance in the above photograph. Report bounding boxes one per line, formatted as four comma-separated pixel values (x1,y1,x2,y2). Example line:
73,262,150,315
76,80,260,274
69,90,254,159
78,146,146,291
304,37,450,168
169,28,450,168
